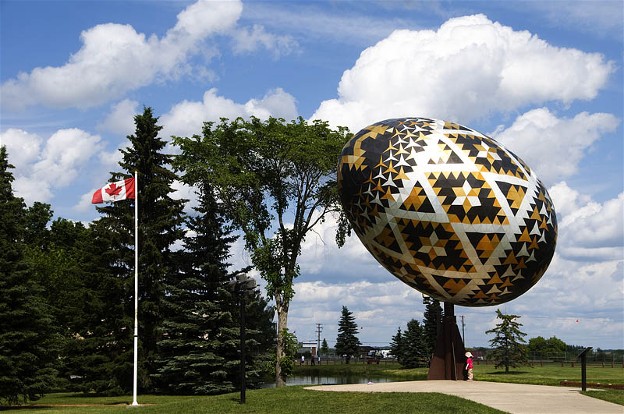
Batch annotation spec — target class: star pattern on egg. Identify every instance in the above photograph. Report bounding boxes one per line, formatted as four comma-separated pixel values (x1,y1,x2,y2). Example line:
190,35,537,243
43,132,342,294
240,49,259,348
338,117,557,306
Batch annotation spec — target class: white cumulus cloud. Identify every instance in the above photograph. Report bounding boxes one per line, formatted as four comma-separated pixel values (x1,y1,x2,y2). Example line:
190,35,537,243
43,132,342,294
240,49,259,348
160,87,298,139
1,0,243,111
492,108,620,185
0,128,42,168
311,14,615,132
97,99,140,135
549,182,623,260
2,128,103,203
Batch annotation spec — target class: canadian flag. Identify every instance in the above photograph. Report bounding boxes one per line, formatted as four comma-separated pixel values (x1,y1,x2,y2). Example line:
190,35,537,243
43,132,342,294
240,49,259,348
92,177,136,204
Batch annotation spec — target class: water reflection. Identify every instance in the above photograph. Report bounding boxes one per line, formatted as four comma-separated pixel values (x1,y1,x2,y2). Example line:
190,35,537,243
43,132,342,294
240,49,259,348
262,374,395,388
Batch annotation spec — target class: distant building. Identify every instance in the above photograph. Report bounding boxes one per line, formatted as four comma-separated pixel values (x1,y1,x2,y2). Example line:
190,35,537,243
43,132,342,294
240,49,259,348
298,341,318,359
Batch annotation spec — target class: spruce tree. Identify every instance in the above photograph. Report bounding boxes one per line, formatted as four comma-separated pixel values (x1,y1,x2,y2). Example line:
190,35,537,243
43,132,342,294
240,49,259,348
154,182,240,394
401,319,428,368
39,219,118,394
0,147,59,405
62,221,127,394
334,306,361,364
154,180,275,394
486,309,528,372
422,299,442,360
93,107,186,392
321,338,329,355
389,327,404,364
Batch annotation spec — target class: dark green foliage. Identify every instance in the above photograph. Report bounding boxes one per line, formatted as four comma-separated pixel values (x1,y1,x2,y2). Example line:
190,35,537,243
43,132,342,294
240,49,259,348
335,306,361,363
486,309,528,372
0,147,60,405
422,299,442,359
391,320,429,368
153,182,273,394
275,328,298,378
88,107,187,393
391,300,441,369
173,116,351,386
527,336,567,360
402,320,429,368
153,183,237,394
321,338,329,355
50,221,126,395
390,327,404,363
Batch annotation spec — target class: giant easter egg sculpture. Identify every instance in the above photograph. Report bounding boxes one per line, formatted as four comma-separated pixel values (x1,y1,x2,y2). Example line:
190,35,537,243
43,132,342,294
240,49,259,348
338,118,557,306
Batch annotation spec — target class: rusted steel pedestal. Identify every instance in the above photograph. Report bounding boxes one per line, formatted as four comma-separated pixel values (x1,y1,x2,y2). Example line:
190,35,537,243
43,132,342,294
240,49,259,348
427,302,466,380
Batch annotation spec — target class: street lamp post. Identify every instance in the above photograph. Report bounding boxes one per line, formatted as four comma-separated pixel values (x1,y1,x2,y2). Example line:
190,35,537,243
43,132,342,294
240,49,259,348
229,273,256,404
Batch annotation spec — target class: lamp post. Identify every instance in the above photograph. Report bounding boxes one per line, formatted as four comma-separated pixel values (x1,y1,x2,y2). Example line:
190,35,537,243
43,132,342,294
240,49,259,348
229,273,256,404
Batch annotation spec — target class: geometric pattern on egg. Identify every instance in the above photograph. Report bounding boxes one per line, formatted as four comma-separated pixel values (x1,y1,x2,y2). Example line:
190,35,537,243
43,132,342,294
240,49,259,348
338,118,557,306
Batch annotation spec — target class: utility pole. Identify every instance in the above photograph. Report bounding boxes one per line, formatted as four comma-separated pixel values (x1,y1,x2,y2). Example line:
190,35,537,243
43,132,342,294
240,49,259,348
316,323,323,363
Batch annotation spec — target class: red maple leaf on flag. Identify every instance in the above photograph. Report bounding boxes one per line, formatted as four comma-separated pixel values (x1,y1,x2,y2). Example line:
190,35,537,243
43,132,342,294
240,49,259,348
106,183,123,197
92,177,135,204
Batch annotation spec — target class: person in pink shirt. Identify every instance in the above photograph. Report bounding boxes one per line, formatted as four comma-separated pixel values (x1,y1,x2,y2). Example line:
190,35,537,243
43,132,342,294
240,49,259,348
465,352,474,381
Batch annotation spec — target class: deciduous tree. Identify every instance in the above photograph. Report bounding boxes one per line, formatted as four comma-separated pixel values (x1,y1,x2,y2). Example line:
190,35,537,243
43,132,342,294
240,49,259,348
173,116,350,386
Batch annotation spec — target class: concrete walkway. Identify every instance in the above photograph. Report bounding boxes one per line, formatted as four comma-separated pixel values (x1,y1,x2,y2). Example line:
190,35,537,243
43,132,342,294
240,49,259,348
306,380,624,414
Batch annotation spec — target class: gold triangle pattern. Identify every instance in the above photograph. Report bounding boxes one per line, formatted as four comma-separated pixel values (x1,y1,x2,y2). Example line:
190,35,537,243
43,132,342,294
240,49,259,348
338,117,558,307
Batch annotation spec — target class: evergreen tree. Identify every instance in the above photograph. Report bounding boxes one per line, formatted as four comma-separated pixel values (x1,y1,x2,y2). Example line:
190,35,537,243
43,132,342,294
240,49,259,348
401,319,428,368
334,306,361,364
321,338,329,355
173,117,350,386
389,327,404,364
153,182,243,394
0,147,60,405
36,219,119,394
230,275,276,388
486,309,528,372
62,221,129,394
25,217,94,391
93,107,186,393
422,299,442,361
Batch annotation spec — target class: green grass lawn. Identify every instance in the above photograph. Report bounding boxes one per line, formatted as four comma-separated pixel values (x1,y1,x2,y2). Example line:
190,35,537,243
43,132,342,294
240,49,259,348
4,388,504,414
296,360,624,387
4,362,622,412
472,362,624,386
583,390,624,406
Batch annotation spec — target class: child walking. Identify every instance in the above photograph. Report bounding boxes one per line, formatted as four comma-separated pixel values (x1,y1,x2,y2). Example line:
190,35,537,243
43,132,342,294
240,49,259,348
465,352,474,381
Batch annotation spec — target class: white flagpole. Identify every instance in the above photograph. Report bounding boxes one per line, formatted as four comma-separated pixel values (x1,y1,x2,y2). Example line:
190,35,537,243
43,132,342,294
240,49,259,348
132,170,139,406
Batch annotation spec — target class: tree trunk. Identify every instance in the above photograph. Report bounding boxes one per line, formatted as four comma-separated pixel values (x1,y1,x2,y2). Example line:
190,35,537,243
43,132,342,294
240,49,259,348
274,295,288,387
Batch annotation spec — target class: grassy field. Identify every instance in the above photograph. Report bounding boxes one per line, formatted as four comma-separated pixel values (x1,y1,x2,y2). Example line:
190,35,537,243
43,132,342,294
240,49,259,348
296,360,624,387
471,361,623,386
4,388,504,414
3,362,622,412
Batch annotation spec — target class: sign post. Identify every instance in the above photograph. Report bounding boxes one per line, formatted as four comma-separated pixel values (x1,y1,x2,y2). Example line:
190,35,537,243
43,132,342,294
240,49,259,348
577,347,593,391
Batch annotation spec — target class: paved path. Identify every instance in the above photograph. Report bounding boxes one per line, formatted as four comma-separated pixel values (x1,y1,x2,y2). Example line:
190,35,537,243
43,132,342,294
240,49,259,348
306,380,623,414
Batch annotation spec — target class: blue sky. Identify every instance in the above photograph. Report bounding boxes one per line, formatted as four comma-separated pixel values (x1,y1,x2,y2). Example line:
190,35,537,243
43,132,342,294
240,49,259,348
1,0,623,350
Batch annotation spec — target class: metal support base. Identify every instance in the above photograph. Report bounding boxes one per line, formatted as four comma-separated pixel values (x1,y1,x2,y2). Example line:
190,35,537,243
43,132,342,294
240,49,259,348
427,302,466,380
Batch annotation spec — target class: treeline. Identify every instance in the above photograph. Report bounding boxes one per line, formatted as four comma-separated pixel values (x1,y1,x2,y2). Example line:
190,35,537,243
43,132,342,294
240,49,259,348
0,109,277,405
390,307,616,372
389,300,443,368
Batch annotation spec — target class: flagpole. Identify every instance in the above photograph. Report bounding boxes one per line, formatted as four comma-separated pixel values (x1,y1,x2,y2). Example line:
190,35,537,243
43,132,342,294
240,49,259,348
132,170,139,406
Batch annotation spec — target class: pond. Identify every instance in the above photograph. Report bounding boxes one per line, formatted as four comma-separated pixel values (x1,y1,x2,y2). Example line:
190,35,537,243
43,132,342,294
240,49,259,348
261,374,397,388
